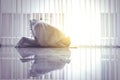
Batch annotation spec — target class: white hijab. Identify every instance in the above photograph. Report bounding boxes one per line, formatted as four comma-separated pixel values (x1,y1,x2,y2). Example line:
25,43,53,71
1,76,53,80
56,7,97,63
30,20,70,47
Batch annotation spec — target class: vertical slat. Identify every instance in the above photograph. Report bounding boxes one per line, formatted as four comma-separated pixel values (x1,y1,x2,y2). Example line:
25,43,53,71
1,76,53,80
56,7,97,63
48,0,50,24
11,14,13,45
0,0,1,14
35,0,40,13
26,0,31,13
22,0,27,13
0,0,1,43
9,14,12,45
31,0,35,13
17,0,22,13
116,0,119,45
11,0,16,13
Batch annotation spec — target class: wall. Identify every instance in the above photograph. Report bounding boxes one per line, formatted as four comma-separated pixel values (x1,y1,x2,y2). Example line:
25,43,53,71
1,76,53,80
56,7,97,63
0,0,120,46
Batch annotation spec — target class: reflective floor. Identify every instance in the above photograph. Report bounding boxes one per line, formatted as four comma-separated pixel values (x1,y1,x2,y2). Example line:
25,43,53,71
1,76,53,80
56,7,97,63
0,47,120,80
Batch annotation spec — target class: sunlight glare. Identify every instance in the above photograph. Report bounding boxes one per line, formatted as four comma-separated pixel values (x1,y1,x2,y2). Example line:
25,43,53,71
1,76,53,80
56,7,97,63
64,0,101,46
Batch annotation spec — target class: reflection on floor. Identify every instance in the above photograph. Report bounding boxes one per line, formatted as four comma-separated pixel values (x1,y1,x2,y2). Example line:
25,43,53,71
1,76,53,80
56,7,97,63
0,47,120,80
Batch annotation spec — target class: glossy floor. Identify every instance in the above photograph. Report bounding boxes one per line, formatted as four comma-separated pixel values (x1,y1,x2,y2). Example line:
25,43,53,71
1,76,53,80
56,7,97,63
0,47,120,80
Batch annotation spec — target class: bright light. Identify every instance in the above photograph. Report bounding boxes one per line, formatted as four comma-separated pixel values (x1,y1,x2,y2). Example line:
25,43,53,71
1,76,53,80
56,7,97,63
64,15,101,46
63,0,101,46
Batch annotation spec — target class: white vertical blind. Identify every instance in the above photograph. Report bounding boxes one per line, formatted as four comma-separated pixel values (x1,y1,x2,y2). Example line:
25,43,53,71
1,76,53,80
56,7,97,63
0,0,120,46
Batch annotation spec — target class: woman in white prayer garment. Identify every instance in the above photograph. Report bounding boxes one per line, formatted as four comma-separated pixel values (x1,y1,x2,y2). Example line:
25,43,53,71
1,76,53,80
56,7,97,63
15,19,71,48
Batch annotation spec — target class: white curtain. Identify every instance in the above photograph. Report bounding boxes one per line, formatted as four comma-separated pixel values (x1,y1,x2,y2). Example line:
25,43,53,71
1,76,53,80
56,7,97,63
0,0,120,46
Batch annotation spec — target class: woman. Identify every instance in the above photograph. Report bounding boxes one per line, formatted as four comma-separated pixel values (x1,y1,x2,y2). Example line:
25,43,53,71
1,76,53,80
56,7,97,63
16,19,71,48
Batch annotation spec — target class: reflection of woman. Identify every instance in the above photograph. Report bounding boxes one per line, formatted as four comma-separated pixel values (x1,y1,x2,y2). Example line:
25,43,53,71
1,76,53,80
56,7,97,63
16,19,71,48
30,52,70,77
16,48,71,77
